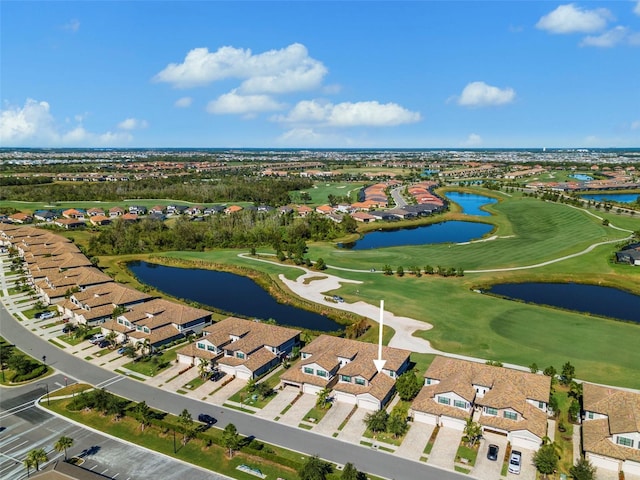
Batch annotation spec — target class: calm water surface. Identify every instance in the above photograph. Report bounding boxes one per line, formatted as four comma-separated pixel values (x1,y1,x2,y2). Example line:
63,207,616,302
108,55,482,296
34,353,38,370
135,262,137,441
490,282,640,323
128,261,342,332
445,191,497,216
579,193,639,204
340,221,493,250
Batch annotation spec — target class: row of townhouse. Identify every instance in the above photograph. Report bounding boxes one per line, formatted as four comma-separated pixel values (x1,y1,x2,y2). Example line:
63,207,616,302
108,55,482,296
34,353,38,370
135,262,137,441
410,357,550,451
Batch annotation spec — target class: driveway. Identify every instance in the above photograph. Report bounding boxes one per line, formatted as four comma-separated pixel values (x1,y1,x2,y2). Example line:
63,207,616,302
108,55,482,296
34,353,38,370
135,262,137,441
472,432,508,479
313,401,355,436
428,427,463,470
205,376,246,405
255,385,299,420
394,421,434,461
337,407,368,443
278,392,316,427
505,447,536,480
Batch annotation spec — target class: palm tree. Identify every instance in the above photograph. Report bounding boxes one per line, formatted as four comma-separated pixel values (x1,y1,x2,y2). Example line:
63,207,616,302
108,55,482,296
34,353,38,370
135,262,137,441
463,418,483,447
133,401,153,431
105,331,118,349
26,448,48,471
198,358,209,379
54,435,74,461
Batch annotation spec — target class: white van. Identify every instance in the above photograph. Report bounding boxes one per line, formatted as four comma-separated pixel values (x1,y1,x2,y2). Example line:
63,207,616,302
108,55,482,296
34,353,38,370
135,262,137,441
90,334,106,344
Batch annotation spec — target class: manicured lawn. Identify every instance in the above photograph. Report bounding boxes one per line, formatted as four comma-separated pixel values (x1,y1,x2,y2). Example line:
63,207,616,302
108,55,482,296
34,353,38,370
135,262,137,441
552,386,576,476
302,405,330,424
455,443,478,466
122,349,177,377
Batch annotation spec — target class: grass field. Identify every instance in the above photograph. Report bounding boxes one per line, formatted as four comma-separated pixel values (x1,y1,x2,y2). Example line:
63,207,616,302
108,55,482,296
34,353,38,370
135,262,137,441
153,194,640,388
290,181,365,206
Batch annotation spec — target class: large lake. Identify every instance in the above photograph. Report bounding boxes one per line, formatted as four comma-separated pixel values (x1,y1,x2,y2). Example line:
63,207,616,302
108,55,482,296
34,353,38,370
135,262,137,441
579,193,639,204
489,282,640,324
339,221,494,250
445,191,497,216
128,261,342,332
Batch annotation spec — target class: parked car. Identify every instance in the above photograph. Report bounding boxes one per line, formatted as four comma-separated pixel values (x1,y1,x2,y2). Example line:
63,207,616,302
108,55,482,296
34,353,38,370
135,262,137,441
36,311,55,320
198,413,216,425
62,325,76,334
90,334,105,344
117,347,127,355
508,450,522,475
97,340,109,348
487,444,499,461
332,295,344,303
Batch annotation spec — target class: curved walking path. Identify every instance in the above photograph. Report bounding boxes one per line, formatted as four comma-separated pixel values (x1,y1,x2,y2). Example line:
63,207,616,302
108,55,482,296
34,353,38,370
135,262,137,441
238,204,636,363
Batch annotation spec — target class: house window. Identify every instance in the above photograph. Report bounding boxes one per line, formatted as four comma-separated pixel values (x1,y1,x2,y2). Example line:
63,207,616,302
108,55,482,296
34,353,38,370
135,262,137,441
485,407,498,416
426,378,432,385
538,401,545,409
317,370,327,378
207,345,215,351
616,437,634,447
587,412,594,420
117,318,123,325
355,377,365,386
237,352,245,359
389,371,395,378
304,367,314,374
438,396,451,405
454,400,467,409
143,327,150,334
341,375,351,383
302,353,309,359
503,411,518,420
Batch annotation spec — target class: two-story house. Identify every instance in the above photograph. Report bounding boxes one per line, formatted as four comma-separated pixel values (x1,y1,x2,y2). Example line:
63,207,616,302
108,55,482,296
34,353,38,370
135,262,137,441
177,317,300,380
35,266,114,304
411,356,550,451
101,298,212,349
582,383,640,476
58,283,152,326
281,335,411,410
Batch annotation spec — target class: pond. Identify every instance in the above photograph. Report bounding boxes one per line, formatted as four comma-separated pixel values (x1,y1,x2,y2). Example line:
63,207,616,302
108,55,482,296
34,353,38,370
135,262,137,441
445,191,497,216
339,221,494,250
570,174,593,181
579,193,639,204
128,261,342,332
489,282,640,324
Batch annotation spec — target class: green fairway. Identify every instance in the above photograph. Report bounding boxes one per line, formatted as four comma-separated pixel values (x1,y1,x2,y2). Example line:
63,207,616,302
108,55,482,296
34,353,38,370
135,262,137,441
154,192,640,389
289,181,365,206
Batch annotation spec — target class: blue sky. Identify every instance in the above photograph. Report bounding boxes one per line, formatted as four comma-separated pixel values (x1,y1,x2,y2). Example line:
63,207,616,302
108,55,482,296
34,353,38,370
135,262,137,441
1,1,639,148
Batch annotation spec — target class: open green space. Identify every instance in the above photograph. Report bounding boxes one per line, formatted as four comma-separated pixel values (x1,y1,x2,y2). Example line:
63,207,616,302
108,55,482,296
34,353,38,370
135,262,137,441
289,181,365,207
154,193,639,389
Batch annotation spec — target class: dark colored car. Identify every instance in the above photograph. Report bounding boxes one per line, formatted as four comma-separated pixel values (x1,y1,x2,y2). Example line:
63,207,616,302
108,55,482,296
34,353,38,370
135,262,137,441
487,444,499,461
198,413,216,425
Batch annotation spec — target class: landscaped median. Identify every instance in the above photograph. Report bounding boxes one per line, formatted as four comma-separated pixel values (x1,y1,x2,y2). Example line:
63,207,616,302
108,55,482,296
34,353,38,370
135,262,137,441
38,384,385,480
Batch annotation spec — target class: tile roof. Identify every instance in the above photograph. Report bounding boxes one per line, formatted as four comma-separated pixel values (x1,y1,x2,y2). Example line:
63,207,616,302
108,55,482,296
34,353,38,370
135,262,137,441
583,418,640,462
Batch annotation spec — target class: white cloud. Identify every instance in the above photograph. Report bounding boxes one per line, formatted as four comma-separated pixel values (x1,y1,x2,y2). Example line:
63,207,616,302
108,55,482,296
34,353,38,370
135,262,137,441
117,118,148,130
630,120,640,130
154,43,327,92
536,4,612,34
63,19,80,32
581,26,640,47
273,100,421,127
206,90,285,115
0,98,132,147
462,133,483,147
457,82,516,107
635,1,640,16
174,97,193,108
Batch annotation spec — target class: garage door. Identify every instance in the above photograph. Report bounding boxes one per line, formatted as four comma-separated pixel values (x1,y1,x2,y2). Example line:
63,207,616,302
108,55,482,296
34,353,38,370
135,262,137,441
357,397,380,411
510,435,541,451
303,384,323,395
413,411,438,425
334,391,357,405
586,453,620,473
623,460,640,476
441,416,467,430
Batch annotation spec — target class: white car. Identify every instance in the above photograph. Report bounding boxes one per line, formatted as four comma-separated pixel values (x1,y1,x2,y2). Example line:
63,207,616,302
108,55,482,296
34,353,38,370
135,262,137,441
36,311,55,320
508,450,522,475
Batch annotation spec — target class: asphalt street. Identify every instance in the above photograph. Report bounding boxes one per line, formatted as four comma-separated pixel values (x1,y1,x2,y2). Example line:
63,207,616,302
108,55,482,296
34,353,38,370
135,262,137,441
0,302,466,480
0,374,231,480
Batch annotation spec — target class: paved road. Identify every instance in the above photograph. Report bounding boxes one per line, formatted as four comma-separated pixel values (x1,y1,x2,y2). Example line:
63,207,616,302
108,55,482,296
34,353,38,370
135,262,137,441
0,375,229,480
0,304,465,480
